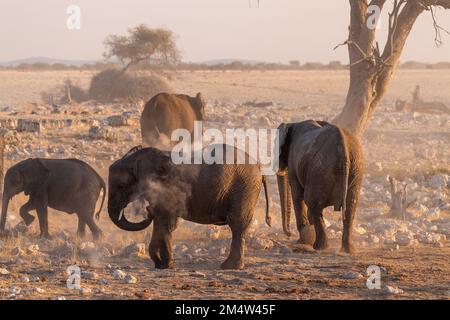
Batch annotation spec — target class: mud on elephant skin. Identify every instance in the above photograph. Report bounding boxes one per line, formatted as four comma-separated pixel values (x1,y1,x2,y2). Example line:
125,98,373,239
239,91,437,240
276,120,363,254
0,158,106,240
107,145,271,270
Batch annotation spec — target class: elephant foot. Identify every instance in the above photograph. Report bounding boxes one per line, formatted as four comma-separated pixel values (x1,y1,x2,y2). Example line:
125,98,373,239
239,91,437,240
92,230,104,242
40,232,52,239
313,237,329,251
154,260,174,269
340,242,356,254
220,258,244,270
297,225,315,246
22,214,35,226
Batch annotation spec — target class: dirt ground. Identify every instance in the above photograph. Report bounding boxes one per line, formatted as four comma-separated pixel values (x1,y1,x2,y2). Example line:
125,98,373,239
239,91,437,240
0,70,448,300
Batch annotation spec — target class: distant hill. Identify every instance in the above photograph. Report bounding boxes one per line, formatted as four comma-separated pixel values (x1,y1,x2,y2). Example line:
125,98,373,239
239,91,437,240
0,57,98,67
200,59,265,66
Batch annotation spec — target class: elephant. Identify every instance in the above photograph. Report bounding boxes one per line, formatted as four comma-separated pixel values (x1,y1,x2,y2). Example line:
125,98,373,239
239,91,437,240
107,145,270,270
276,120,363,253
0,158,106,239
140,92,205,147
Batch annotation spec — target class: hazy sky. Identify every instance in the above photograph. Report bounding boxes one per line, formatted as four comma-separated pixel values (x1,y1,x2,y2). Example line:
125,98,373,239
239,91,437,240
1,0,449,63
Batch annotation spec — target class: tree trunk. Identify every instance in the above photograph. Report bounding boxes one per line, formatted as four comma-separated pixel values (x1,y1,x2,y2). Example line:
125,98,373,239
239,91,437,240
333,0,450,137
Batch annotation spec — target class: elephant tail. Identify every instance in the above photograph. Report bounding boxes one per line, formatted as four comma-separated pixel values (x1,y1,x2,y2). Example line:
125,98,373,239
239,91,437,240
262,176,271,227
96,177,107,220
336,128,350,221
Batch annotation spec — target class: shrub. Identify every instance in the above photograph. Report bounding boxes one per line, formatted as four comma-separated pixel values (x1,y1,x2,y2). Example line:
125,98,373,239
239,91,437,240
88,68,171,102
41,79,87,105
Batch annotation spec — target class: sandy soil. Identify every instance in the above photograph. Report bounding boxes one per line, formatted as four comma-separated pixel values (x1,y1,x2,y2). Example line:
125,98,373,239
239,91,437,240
0,70,448,300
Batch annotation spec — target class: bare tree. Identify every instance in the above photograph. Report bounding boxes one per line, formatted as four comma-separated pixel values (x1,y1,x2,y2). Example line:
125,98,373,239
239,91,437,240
104,24,181,72
333,0,450,137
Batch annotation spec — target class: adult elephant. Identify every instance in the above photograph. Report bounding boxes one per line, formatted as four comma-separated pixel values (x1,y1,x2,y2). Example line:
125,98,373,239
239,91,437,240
140,92,205,147
276,120,363,253
0,158,105,239
107,145,270,270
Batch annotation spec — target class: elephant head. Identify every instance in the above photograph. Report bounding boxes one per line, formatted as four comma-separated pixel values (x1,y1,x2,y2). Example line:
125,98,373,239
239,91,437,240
276,123,293,236
0,158,49,231
190,92,205,121
107,146,173,232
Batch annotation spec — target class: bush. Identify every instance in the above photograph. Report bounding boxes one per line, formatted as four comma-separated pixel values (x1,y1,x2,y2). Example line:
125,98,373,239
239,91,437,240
41,79,87,105
88,68,171,102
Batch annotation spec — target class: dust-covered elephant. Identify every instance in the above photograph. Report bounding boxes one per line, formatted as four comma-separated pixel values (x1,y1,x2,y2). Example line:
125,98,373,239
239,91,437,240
140,92,205,147
107,145,270,270
0,158,106,239
276,120,363,253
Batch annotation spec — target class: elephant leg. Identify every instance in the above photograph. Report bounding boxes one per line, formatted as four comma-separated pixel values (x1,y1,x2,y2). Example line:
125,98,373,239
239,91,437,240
77,216,87,238
290,182,315,245
149,215,175,269
341,186,360,254
19,200,35,226
221,207,251,270
35,205,50,239
85,214,103,241
310,206,328,251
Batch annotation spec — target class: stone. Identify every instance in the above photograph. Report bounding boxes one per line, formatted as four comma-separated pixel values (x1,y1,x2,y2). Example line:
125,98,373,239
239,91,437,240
19,276,30,283
53,296,67,300
81,271,99,280
106,114,133,127
382,285,404,294
342,271,363,280
124,274,137,284
395,232,415,246
113,269,126,280
427,174,448,189
17,119,40,133
26,244,40,255
11,247,25,256
34,287,45,294
0,268,10,275
80,287,92,295
88,126,117,142
425,207,440,220
119,243,146,258
248,237,274,250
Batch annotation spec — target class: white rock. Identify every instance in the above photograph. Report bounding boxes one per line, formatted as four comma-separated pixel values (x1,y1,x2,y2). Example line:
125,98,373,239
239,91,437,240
53,296,66,300
0,268,10,275
382,285,404,294
26,244,40,255
248,237,274,250
342,271,363,280
79,287,92,295
119,243,146,258
19,276,30,283
124,274,137,284
34,287,45,294
113,269,126,280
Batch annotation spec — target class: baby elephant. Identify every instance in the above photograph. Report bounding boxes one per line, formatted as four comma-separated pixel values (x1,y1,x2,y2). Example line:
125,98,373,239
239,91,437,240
0,158,106,239
108,145,270,270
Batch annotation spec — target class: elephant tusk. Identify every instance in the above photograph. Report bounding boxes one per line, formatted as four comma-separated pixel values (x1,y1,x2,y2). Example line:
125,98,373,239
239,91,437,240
118,209,124,221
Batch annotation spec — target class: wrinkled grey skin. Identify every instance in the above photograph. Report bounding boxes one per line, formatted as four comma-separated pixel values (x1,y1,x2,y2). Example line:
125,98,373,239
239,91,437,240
108,145,270,270
140,92,205,146
277,120,363,253
0,158,106,240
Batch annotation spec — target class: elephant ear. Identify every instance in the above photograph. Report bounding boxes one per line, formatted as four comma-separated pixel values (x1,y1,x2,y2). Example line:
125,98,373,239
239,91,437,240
133,151,173,181
276,123,291,173
23,159,50,196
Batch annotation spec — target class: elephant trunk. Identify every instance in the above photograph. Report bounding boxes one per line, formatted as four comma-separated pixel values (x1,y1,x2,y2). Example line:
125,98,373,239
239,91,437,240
108,205,153,232
277,173,292,237
0,192,10,231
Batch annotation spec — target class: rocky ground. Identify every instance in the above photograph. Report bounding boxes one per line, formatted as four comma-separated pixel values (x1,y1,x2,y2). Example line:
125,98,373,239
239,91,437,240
0,70,448,300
